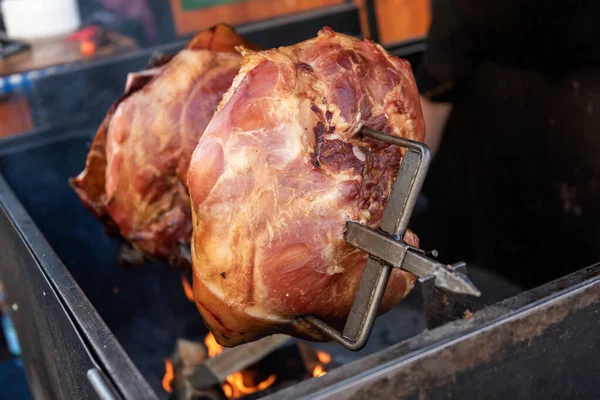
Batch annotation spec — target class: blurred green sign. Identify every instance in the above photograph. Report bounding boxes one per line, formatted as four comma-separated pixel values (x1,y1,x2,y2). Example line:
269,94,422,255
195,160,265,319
181,0,245,10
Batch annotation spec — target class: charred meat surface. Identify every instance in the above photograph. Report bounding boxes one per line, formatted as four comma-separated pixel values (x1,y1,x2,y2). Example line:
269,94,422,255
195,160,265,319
188,27,426,346
70,24,259,267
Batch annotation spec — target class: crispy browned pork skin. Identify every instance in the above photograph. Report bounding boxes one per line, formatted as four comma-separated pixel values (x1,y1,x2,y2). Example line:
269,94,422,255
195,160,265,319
188,27,426,346
70,24,259,267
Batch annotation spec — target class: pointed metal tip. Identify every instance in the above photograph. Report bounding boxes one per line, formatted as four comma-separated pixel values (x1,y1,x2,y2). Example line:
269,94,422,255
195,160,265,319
434,268,482,297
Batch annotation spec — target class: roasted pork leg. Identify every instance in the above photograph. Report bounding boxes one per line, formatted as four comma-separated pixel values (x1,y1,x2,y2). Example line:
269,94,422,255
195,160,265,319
70,24,259,267
188,27,426,346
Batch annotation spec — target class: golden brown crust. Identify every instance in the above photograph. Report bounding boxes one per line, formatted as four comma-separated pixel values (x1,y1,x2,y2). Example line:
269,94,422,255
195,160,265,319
70,24,254,266
185,23,261,52
69,113,110,220
69,71,155,230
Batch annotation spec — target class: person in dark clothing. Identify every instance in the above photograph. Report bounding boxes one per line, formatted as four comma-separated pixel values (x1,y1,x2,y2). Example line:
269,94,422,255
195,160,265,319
413,0,600,288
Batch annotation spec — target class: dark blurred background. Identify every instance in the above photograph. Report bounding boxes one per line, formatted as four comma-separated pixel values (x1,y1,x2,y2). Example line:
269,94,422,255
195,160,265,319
76,0,175,47
0,0,431,138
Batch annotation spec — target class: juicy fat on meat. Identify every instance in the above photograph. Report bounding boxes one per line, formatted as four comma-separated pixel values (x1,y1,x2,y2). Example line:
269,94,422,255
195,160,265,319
70,24,258,266
188,27,426,346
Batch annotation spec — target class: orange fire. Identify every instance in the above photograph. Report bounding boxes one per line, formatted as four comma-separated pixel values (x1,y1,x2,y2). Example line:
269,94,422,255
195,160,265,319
312,350,332,377
316,351,331,364
181,274,194,302
204,331,223,358
312,364,326,377
223,372,277,398
165,275,333,397
162,359,174,393
205,332,277,399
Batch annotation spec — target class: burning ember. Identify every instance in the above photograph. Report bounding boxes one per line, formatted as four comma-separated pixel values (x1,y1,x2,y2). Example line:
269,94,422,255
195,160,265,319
312,364,326,377
313,351,331,377
205,332,277,398
162,276,333,398
162,359,174,393
181,274,194,302
316,351,331,364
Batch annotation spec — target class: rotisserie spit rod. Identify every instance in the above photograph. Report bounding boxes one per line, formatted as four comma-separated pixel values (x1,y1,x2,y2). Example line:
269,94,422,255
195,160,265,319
344,221,480,297
179,227,479,298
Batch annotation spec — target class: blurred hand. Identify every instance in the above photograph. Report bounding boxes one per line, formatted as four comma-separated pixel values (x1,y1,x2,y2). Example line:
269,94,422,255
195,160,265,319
420,96,452,157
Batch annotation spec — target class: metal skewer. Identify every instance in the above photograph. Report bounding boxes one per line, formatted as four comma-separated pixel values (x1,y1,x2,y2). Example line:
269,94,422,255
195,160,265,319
344,222,480,297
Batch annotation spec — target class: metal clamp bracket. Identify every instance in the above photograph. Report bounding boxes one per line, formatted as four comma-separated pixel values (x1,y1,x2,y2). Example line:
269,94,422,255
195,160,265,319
303,127,480,351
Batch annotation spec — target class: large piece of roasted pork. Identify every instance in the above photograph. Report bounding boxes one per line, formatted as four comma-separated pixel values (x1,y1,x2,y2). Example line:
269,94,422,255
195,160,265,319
70,24,259,266
188,27,425,346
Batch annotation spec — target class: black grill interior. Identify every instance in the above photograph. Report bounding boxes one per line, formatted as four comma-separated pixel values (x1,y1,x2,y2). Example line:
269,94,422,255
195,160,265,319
0,130,207,397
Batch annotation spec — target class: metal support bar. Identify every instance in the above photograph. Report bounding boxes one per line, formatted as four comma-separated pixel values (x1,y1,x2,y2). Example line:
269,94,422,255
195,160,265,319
345,223,480,297
303,127,433,351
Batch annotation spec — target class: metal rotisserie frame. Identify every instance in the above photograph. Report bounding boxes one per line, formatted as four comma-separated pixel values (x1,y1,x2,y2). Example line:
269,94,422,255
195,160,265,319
1,6,598,400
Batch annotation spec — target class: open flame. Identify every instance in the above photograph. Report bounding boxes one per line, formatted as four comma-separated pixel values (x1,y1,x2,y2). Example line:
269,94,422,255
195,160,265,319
316,351,331,364
162,333,333,397
312,364,326,377
312,351,332,377
166,277,332,397
162,359,174,393
205,332,277,398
